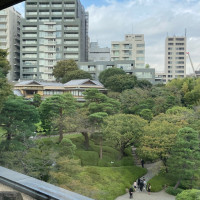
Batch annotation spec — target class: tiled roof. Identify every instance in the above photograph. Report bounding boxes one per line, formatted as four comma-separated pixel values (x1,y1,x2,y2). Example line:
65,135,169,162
64,79,104,87
15,80,63,87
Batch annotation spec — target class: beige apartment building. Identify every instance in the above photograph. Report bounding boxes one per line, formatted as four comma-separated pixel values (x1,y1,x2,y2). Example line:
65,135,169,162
0,7,21,81
111,34,145,68
165,36,186,82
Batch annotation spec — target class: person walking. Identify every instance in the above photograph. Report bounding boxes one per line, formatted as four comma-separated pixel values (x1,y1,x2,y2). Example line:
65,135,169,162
141,159,145,168
137,178,141,188
133,181,137,191
139,179,144,192
143,178,147,190
147,183,151,195
129,186,134,199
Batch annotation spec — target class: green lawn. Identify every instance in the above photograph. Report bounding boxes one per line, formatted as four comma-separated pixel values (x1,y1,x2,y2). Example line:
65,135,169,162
148,171,176,192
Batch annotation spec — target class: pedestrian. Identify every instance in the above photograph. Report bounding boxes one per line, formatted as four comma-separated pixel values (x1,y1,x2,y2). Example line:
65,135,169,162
141,159,145,168
143,178,147,190
147,183,151,195
129,186,134,199
133,181,137,191
137,178,141,188
139,179,144,192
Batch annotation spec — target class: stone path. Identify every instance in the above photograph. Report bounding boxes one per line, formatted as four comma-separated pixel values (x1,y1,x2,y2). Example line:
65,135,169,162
115,147,175,200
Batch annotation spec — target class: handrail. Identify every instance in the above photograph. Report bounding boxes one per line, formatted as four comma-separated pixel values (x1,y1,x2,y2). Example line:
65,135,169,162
0,166,94,200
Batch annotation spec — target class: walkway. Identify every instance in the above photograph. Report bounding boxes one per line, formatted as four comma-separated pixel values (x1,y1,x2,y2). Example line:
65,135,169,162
115,148,175,200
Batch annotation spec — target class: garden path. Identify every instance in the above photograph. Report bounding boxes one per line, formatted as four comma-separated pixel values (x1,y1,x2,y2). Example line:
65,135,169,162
115,148,175,200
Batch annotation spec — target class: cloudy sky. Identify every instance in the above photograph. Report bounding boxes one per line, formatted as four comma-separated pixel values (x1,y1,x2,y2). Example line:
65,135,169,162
14,0,200,74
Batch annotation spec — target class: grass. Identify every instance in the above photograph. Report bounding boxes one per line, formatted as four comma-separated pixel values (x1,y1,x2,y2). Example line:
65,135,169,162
148,171,176,192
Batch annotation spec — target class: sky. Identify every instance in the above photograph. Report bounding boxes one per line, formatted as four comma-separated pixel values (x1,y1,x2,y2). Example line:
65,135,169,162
14,0,200,74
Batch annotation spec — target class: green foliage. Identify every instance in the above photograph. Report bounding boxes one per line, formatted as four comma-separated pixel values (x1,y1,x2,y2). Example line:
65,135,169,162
76,151,99,166
105,74,137,92
59,138,76,158
103,114,147,154
33,94,42,107
136,79,152,89
167,127,200,189
148,171,176,192
39,93,76,141
165,186,184,196
0,49,11,111
138,120,179,168
176,189,200,200
52,59,92,83
139,109,153,121
99,67,126,86
0,96,39,144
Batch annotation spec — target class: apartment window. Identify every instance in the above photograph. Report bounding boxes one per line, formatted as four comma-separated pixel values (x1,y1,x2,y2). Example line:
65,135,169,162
176,57,184,60
137,44,145,47
176,47,184,50
176,61,184,64
136,50,144,54
176,38,184,41
168,75,173,78
168,70,172,73
168,57,172,59
176,52,184,55
136,57,144,61
175,70,184,73
176,66,184,69
168,66,172,69
168,61,172,64
168,43,174,46
176,43,184,45
168,38,174,41
168,47,173,50
168,52,172,55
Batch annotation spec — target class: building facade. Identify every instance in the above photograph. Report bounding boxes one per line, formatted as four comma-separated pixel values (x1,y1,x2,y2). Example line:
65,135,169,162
78,60,155,84
89,42,110,61
20,0,88,81
14,79,106,101
111,34,145,68
0,7,21,81
165,36,186,82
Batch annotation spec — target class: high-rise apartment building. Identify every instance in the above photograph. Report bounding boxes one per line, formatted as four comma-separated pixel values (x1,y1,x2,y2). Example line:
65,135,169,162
0,7,21,81
20,0,88,81
111,34,145,68
165,36,186,82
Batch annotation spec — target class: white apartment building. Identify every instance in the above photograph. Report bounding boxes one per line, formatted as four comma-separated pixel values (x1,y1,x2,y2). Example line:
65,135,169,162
111,34,145,68
165,36,186,82
0,7,21,81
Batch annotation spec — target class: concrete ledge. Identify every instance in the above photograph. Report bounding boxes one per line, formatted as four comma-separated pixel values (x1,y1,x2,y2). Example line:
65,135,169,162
0,166,93,200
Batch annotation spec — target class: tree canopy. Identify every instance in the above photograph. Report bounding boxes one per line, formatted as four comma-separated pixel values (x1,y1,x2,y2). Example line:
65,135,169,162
52,59,92,83
99,67,126,86
0,49,11,111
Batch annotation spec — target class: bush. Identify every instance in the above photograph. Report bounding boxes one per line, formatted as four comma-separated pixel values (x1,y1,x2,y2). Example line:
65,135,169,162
148,172,176,192
59,138,76,157
166,186,183,196
176,189,200,200
76,151,99,166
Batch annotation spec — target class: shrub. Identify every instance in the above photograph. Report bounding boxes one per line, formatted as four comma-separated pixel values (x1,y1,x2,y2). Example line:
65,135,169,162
176,189,200,200
166,186,183,196
59,138,76,157
76,151,99,166
148,172,176,192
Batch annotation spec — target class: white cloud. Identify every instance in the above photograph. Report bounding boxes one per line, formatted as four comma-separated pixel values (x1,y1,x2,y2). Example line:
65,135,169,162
86,0,200,73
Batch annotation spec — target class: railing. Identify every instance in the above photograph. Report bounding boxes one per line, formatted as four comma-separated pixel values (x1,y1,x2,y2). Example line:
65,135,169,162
0,166,93,200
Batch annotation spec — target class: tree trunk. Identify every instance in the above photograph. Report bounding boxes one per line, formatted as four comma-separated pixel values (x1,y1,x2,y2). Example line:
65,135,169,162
99,138,103,159
7,132,11,140
58,108,63,143
81,132,89,150
174,179,181,189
